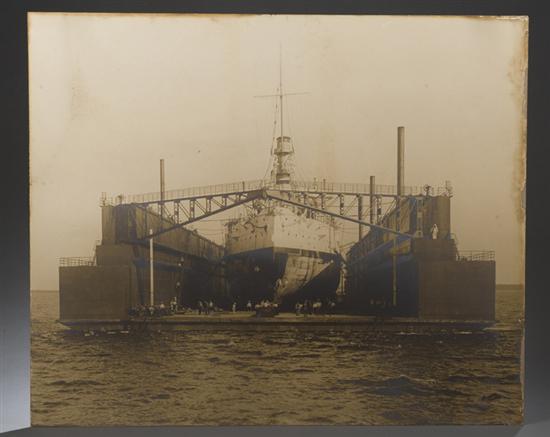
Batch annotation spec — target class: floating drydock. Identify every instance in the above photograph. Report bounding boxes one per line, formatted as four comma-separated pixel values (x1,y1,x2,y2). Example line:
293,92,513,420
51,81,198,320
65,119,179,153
58,131,495,330
58,76,496,329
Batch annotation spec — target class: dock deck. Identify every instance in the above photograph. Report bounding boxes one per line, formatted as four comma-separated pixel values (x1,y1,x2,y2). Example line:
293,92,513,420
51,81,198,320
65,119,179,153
59,311,495,332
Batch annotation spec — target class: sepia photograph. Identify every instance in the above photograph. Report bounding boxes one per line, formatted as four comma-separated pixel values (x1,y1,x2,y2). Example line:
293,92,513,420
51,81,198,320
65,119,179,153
29,13,527,426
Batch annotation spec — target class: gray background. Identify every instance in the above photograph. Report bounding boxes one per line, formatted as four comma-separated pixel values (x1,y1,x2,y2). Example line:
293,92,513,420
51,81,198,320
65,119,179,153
1,0,548,436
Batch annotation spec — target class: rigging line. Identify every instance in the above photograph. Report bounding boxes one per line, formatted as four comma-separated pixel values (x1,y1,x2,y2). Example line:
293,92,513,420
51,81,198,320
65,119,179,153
262,155,274,182
283,89,314,185
285,97,307,184
271,89,279,151
285,94,295,153
286,97,311,184
279,46,283,140
262,90,280,182
290,151,308,186
296,170,308,186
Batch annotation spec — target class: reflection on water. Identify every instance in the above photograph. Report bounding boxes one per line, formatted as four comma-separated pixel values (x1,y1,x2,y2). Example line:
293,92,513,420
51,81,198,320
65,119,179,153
31,289,523,425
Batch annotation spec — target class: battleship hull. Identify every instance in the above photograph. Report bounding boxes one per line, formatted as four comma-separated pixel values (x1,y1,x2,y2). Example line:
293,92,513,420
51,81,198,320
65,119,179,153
223,130,343,309
224,247,341,309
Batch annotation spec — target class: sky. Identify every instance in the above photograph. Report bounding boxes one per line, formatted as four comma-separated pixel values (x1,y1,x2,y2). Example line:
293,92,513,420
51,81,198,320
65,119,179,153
29,14,527,289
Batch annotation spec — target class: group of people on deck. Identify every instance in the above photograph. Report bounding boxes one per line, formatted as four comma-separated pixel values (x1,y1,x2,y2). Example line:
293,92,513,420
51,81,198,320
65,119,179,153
128,297,179,318
194,299,283,315
295,298,336,316
191,298,337,316
197,300,216,315
195,299,256,315
193,298,337,316
130,296,338,318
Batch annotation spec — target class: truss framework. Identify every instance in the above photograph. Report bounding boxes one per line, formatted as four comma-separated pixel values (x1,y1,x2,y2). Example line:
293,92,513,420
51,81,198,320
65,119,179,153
131,188,417,242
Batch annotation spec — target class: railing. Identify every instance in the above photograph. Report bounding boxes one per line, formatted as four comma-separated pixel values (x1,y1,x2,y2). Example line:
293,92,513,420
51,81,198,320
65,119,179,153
59,257,96,267
102,179,268,205
103,179,448,206
286,180,435,197
456,251,495,261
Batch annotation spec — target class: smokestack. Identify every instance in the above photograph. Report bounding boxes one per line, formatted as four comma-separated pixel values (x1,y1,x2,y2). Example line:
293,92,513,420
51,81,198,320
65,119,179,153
397,126,405,197
369,175,376,224
358,195,364,240
160,159,165,223
149,228,154,306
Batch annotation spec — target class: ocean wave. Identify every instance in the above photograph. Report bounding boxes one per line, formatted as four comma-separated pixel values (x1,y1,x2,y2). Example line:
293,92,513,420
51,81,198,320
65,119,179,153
48,379,105,387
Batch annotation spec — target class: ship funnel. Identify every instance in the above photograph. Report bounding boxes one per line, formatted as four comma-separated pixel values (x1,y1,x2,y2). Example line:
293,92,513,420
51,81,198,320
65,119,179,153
397,126,405,197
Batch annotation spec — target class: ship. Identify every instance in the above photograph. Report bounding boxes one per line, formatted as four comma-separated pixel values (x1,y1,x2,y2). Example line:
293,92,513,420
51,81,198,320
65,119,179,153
222,77,342,309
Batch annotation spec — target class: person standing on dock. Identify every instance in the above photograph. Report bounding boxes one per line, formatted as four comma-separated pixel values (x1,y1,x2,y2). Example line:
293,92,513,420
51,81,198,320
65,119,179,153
170,297,177,313
312,300,321,315
232,302,237,313
208,300,214,315
431,223,439,239
246,300,252,312
198,300,204,315
328,299,336,315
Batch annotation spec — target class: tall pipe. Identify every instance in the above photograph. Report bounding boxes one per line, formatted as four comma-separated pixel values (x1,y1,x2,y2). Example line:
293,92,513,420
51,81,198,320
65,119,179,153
369,175,376,224
149,228,154,307
358,195,364,240
397,126,405,197
392,238,397,307
160,159,165,225
393,127,404,308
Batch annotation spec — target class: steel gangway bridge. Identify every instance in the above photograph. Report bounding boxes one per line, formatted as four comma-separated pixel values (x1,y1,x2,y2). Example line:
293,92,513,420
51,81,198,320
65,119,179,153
102,177,450,242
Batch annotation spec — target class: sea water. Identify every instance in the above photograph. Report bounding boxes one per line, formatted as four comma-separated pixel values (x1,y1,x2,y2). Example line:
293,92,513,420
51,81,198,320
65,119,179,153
31,289,523,425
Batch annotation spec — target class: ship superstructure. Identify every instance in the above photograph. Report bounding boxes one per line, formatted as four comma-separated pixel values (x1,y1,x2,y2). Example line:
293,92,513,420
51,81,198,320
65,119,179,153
223,72,342,308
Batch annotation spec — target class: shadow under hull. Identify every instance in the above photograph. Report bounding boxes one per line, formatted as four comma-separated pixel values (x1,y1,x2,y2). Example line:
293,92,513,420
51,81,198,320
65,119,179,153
223,247,341,310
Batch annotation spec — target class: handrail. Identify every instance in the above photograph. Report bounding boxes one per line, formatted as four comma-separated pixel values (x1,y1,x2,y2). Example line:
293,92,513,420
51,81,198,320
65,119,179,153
103,179,448,206
456,251,495,261
59,257,96,267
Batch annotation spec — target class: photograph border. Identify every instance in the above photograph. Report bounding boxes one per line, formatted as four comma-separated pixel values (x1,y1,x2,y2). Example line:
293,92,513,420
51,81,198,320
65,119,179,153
1,1,548,436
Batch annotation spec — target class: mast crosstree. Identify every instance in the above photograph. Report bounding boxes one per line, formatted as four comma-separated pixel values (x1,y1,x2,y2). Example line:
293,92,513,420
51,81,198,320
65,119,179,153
254,53,308,188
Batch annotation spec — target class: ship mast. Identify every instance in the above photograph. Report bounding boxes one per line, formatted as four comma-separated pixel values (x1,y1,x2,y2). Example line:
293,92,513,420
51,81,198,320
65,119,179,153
256,52,307,189
279,49,283,141
273,49,298,189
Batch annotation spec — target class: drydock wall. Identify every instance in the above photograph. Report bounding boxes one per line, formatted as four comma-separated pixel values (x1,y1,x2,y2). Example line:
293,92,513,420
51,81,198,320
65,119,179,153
344,195,496,321
418,260,495,320
344,250,495,320
59,204,226,324
59,265,137,321
102,204,224,260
